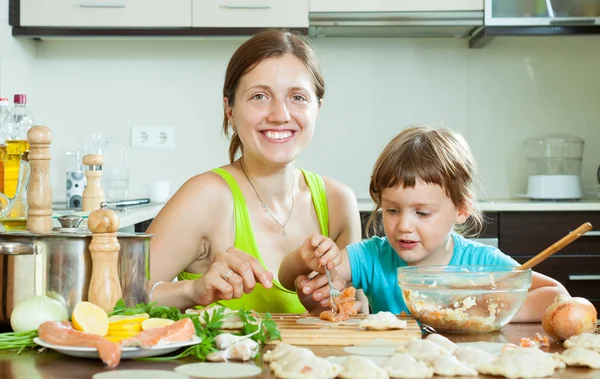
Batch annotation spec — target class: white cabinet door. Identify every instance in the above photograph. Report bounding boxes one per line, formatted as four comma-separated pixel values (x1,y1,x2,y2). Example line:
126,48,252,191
20,0,192,27
193,0,309,28
310,0,483,12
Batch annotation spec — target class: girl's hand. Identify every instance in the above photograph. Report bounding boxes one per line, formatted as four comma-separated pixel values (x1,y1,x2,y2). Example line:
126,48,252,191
294,271,361,312
298,233,343,273
191,247,273,306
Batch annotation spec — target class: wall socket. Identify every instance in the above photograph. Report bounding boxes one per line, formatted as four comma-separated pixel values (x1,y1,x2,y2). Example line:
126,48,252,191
130,125,175,148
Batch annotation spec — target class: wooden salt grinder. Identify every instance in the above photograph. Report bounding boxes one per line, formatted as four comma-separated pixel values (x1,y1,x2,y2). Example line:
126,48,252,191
26,125,53,233
87,202,122,313
82,154,105,212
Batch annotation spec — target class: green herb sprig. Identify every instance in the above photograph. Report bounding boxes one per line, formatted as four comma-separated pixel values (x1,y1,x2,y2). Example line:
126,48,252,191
109,299,182,321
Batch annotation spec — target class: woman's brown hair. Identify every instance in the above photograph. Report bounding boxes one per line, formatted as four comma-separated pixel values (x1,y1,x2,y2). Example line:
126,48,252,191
222,29,325,163
366,125,485,238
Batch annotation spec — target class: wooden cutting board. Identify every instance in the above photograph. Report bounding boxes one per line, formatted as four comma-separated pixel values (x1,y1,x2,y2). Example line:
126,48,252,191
267,313,421,346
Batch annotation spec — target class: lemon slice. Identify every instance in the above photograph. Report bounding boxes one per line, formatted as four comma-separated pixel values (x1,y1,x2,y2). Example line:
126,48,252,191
106,329,140,338
104,335,130,343
108,313,149,325
108,323,143,332
141,318,176,330
72,302,109,336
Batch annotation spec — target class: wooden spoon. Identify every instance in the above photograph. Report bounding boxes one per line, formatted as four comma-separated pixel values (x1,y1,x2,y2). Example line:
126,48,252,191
517,222,593,270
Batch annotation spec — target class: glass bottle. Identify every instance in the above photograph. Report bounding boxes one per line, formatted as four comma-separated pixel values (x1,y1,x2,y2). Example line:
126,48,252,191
3,94,35,198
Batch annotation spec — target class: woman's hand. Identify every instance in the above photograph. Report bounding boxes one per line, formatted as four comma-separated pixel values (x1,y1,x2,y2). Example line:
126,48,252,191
191,247,273,306
298,233,343,273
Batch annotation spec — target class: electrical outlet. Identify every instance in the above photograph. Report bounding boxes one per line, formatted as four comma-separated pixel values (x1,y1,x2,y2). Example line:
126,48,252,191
130,125,175,149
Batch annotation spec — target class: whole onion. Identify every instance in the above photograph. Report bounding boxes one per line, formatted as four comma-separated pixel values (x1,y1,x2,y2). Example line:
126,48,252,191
542,294,597,341
10,295,69,333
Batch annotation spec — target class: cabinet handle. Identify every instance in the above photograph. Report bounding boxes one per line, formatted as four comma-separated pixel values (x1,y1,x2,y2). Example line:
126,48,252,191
224,4,271,10
79,2,126,8
569,275,600,281
569,230,600,237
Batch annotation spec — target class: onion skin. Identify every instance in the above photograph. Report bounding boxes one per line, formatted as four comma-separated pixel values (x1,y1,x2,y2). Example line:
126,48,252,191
542,294,597,341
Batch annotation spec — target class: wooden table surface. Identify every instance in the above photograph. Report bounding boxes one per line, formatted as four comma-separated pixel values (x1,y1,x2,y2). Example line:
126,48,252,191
0,323,597,379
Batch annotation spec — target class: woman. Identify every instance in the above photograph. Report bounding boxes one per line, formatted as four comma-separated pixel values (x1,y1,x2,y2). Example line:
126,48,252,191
147,29,366,313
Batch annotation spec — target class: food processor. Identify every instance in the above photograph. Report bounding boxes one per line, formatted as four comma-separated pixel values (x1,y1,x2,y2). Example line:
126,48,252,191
525,134,584,200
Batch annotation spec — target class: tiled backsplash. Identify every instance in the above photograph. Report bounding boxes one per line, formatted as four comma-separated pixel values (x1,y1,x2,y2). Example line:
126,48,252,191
2,21,600,200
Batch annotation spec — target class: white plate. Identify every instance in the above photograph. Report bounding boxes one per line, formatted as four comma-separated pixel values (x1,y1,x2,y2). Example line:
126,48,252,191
34,336,201,359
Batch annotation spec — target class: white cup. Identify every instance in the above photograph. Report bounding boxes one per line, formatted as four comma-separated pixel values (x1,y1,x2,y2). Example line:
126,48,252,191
148,181,171,203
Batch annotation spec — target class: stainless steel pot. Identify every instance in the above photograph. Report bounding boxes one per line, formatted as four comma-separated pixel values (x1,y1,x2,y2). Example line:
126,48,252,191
0,228,152,322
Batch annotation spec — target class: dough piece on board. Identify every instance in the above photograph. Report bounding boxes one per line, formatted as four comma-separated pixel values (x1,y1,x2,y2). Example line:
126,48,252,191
381,353,434,379
174,362,262,378
425,333,457,353
564,333,600,352
263,343,298,363
477,347,565,378
359,312,407,331
559,347,600,369
270,354,341,379
453,345,497,369
432,355,478,377
338,355,389,379
396,338,452,364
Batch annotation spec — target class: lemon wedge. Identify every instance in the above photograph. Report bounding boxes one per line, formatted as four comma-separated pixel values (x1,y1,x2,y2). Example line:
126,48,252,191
108,313,149,325
141,318,176,330
108,322,143,332
105,329,141,338
71,302,109,336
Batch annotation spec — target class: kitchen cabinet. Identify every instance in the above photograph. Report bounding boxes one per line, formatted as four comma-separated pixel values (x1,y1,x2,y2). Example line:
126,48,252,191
309,0,483,13
193,0,309,28
17,0,192,27
359,210,600,310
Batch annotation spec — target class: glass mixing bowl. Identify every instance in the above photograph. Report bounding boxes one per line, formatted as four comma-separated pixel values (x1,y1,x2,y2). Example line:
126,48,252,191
397,265,532,333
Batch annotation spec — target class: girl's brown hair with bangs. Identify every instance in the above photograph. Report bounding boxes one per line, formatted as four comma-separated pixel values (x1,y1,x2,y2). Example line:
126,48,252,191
366,125,484,238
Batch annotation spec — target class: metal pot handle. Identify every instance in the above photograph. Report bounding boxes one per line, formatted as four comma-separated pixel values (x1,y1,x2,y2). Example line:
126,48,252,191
0,243,35,255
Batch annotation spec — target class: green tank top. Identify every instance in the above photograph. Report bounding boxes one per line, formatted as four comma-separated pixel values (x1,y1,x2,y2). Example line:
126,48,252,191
178,168,329,313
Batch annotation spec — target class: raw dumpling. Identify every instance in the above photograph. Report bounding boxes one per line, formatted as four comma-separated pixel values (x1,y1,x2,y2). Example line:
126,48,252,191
425,333,457,353
271,354,341,379
432,355,478,377
396,339,452,363
477,347,565,378
185,305,244,329
381,353,433,379
338,355,388,379
359,312,407,331
269,347,315,368
559,347,600,369
453,345,497,369
564,333,600,352
264,344,298,363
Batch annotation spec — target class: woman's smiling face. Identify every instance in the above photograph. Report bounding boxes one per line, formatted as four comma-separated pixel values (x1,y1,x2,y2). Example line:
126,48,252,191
225,53,321,166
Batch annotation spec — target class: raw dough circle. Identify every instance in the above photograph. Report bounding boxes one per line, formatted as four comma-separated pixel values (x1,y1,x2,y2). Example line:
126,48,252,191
92,370,187,379
174,362,262,378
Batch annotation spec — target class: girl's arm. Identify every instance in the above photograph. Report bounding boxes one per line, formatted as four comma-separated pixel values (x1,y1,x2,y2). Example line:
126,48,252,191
511,271,569,322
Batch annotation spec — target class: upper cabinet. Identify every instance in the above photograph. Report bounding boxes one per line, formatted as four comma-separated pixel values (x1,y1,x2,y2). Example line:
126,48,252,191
193,0,309,28
18,0,192,27
309,0,483,13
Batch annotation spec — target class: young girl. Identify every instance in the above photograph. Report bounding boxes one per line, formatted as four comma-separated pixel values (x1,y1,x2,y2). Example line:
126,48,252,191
279,125,568,321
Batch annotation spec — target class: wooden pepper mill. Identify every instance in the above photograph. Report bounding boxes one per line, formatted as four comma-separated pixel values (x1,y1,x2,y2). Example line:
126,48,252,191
82,154,105,212
26,125,53,233
87,202,122,313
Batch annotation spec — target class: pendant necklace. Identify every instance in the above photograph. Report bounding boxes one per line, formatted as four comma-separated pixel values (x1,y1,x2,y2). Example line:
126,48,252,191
239,159,295,240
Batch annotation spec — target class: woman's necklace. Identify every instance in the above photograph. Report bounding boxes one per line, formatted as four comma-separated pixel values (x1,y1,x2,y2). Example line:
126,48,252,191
239,159,295,240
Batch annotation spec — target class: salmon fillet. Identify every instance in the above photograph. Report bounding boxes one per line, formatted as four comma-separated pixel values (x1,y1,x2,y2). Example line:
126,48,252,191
120,318,196,348
38,321,121,369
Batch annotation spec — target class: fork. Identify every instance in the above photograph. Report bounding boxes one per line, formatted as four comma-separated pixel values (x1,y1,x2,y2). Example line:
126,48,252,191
324,267,341,312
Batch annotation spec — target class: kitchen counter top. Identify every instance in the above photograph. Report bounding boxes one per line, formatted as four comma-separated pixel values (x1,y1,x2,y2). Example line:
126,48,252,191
52,202,165,232
0,323,593,378
357,198,600,212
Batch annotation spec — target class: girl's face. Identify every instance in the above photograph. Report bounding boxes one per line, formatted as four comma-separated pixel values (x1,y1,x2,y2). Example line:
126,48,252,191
381,180,469,266
224,53,321,166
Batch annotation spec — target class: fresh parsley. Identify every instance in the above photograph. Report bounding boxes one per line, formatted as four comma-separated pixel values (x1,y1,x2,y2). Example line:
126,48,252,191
109,299,181,321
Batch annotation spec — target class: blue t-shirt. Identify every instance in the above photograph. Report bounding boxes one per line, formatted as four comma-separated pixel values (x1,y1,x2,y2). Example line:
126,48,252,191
348,232,518,314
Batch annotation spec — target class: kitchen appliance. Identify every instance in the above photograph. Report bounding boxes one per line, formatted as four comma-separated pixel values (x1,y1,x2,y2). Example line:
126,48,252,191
525,134,584,200
65,150,86,209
